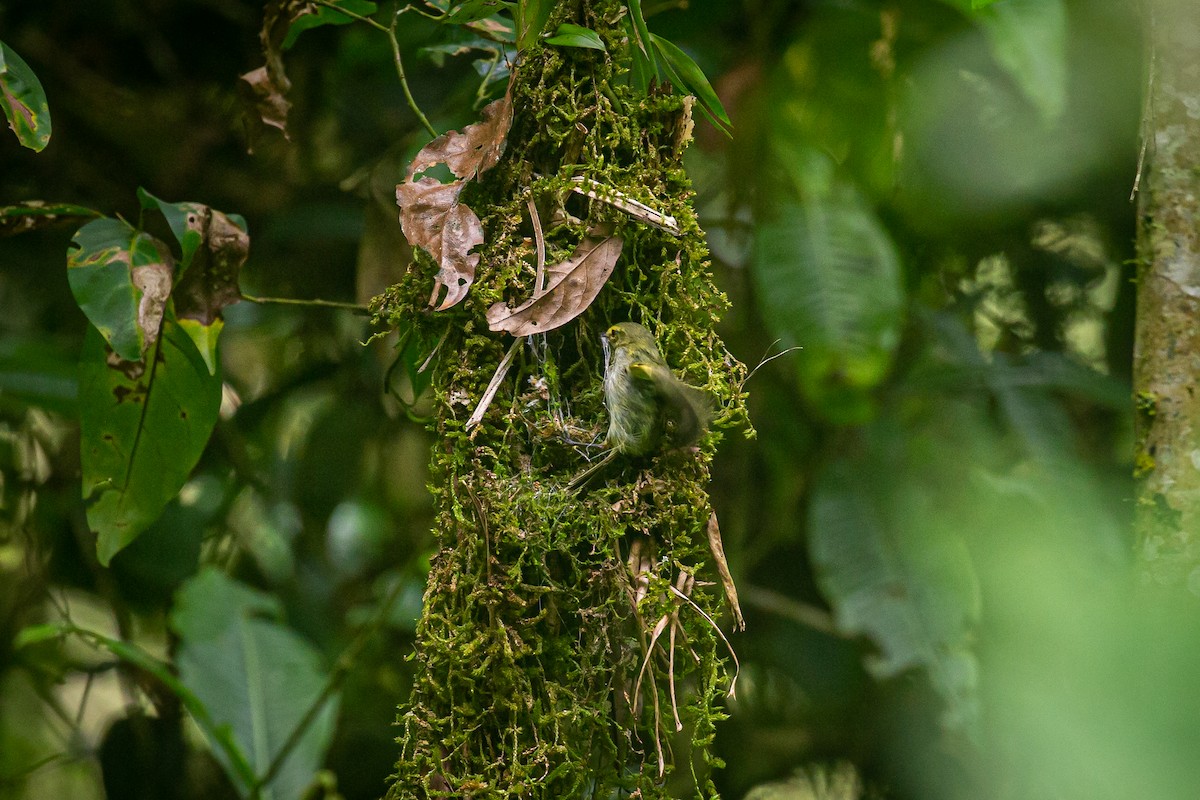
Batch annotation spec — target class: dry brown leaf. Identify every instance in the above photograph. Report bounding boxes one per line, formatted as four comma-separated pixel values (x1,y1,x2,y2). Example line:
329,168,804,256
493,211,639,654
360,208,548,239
407,90,514,181
394,89,512,310
396,177,484,310
239,0,313,147
706,511,745,631
485,227,623,336
172,205,251,326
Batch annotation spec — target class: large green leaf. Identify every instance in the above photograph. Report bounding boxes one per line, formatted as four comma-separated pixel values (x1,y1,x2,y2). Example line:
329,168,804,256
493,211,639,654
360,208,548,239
68,217,175,363
171,569,339,800
808,425,981,732
937,0,1067,120
752,150,903,424
0,41,52,152
977,0,1067,120
0,337,79,414
79,321,221,565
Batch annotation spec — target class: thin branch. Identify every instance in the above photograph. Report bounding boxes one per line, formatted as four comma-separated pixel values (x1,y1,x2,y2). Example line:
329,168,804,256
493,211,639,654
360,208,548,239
241,292,371,315
741,584,842,638
528,199,547,297
466,338,522,431
254,574,409,792
567,177,680,235
310,0,437,138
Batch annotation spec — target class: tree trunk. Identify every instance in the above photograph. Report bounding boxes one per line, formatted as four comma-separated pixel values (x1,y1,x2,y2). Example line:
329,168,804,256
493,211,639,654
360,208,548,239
378,2,749,796
1133,0,1200,589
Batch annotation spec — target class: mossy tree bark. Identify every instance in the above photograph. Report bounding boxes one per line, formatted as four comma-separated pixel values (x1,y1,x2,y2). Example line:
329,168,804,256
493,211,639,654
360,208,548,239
376,2,749,797
1133,0,1200,589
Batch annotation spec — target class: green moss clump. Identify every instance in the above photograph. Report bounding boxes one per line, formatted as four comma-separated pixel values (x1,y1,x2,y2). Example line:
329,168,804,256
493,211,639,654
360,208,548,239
376,5,750,796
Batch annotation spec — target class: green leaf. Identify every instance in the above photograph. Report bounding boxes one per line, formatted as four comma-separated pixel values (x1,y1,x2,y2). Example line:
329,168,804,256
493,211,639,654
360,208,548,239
79,321,221,565
138,188,204,272
545,23,606,51
0,201,100,237
752,149,903,424
649,33,731,133
626,0,655,64
66,623,257,789
623,15,653,94
938,0,1067,119
446,0,508,24
0,336,79,414
13,623,67,649
67,217,175,363
171,569,339,800
516,0,553,51
0,41,52,152
809,426,981,732
282,0,378,50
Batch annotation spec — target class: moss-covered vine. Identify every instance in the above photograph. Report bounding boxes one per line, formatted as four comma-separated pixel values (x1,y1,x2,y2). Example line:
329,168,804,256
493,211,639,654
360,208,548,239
375,3,750,795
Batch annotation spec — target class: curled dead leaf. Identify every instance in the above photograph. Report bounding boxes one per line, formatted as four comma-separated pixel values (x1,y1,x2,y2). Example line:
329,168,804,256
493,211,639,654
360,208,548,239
396,178,485,310
485,226,623,336
240,0,313,148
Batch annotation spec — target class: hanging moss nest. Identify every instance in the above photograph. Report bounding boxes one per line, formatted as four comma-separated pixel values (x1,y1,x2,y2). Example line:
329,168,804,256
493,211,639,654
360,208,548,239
374,8,751,797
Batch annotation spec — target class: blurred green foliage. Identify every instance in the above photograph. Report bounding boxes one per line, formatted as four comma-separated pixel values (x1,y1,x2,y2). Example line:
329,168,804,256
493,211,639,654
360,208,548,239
1,0,1184,798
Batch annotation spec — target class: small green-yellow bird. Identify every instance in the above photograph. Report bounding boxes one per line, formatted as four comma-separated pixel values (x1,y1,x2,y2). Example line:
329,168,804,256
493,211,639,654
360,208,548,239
570,322,710,488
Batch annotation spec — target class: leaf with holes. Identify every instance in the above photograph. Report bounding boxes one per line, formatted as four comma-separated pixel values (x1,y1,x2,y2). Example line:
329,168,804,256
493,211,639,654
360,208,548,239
406,90,514,181
80,321,221,565
68,217,176,363
396,91,513,309
139,189,250,373
0,41,52,152
396,178,485,310
486,227,623,336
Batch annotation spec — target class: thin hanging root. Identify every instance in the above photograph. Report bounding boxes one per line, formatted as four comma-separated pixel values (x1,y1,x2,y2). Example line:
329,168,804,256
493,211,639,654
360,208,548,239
567,448,618,490
567,176,681,236
528,198,547,297
466,338,521,431
740,339,804,390
668,581,741,699
668,616,682,732
633,613,673,705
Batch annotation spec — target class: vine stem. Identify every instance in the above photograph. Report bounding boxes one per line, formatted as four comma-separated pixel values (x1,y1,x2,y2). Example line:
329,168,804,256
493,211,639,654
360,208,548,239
241,292,371,315
310,0,438,138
